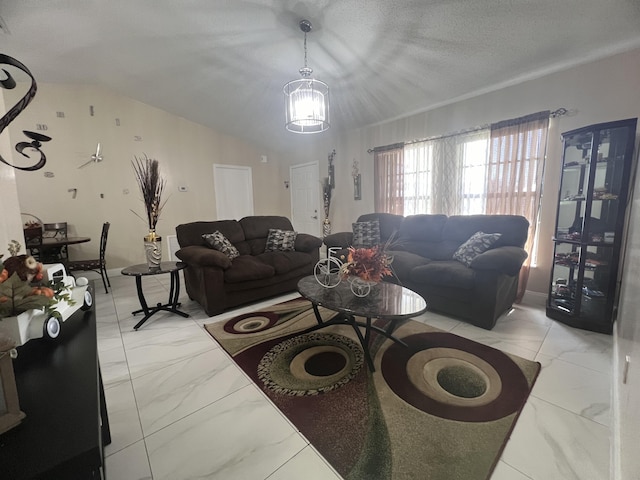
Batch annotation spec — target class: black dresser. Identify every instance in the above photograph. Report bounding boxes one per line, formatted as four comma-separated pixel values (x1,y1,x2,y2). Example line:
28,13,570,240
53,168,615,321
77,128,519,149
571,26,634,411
0,297,110,479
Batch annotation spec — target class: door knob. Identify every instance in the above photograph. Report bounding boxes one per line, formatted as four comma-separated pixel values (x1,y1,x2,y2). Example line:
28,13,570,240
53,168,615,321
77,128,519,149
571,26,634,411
312,215,318,219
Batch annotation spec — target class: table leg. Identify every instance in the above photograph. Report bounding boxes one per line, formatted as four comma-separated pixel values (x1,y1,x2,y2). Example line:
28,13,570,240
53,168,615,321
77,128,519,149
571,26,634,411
132,276,150,315
133,271,190,330
299,305,378,372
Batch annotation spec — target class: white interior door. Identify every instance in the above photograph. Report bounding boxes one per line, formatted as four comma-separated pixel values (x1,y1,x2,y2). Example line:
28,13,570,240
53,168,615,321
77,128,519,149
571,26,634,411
290,162,320,236
213,164,254,220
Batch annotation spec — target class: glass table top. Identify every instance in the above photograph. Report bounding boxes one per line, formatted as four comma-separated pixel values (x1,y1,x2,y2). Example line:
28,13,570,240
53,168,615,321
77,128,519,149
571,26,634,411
121,261,186,276
297,275,427,319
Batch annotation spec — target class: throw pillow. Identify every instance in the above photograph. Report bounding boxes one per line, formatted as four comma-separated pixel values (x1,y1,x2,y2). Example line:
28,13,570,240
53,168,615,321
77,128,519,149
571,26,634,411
265,228,297,252
352,220,381,248
453,231,502,267
202,231,240,260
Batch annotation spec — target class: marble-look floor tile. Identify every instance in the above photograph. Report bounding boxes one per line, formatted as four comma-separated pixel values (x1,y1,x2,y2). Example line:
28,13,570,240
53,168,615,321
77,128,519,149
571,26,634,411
448,323,541,361
450,311,551,355
96,321,125,352
501,396,609,480
145,384,307,480
124,323,219,379
104,380,144,456
133,348,250,435
105,440,152,480
533,354,610,426
267,445,342,480
538,321,612,374
99,343,131,389
414,310,462,331
490,461,532,480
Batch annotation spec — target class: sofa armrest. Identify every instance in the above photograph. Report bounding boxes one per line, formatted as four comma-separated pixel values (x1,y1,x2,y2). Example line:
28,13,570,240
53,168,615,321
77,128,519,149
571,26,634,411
294,233,322,253
323,231,353,248
470,246,528,276
176,245,232,269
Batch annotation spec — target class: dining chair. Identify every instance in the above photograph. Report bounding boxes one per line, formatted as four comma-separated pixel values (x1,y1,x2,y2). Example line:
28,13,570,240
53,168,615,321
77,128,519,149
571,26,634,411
42,222,68,262
67,222,111,294
23,224,43,260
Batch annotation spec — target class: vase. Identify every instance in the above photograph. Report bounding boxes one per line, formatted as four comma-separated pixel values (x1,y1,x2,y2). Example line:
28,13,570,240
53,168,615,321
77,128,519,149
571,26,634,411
349,277,376,297
323,217,332,237
144,230,162,269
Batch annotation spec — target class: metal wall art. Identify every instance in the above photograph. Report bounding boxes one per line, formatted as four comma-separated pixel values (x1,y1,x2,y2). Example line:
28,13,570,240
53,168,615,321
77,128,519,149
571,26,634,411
0,54,51,171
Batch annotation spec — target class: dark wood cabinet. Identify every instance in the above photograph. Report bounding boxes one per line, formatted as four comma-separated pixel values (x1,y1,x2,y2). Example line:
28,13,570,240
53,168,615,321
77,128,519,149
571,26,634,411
0,288,110,479
546,118,637,333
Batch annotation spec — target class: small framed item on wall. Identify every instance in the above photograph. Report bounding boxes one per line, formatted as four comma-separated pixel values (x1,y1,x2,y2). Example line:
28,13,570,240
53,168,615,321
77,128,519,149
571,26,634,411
354,174,361,200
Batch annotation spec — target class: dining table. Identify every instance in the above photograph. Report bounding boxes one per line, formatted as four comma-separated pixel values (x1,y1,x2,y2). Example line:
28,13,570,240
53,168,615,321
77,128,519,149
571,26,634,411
25,235,91,262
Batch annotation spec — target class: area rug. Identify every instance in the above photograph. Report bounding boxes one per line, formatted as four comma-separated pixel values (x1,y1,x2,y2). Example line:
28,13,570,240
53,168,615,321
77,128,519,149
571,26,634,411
204,297,540,480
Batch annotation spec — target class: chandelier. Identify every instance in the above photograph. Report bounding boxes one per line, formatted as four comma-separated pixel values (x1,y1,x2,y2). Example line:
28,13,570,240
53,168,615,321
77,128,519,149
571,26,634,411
283,20,330,134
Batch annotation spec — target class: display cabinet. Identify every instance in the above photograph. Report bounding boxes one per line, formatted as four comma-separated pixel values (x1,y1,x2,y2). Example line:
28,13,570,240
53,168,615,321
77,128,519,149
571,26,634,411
547,118,637,333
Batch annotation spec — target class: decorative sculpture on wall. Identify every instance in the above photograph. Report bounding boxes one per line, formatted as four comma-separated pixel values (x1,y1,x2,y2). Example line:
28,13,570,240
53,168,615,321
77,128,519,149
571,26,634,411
352,159,361,200
0,54,51,171
322,149,336,237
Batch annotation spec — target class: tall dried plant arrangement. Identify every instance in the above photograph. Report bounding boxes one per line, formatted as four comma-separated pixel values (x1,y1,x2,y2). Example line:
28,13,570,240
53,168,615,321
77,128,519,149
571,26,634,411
131,154,167,240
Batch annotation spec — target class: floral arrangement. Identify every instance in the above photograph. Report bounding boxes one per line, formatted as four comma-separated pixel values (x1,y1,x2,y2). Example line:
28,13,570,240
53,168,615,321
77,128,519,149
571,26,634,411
339,245,393,283
132,154,167,237
0,241,55,319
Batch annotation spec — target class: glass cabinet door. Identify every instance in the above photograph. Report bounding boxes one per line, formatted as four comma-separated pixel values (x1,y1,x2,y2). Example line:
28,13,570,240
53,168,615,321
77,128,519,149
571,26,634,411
547,118,637,334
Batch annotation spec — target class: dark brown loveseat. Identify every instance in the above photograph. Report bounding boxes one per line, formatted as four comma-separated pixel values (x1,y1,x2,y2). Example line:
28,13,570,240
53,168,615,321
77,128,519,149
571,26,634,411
176,216,322,316
324,213,529,329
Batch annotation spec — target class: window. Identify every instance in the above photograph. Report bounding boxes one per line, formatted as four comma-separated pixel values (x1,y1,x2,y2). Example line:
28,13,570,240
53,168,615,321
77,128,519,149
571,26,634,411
402,130,489,216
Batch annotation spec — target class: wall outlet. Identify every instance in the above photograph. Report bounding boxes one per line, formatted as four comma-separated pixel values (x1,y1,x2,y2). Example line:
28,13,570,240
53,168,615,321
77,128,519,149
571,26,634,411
178,186,188,192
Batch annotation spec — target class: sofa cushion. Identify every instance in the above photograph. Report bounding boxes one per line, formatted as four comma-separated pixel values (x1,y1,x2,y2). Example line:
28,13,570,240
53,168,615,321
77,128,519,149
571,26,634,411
356,213,403,243
442,215,529,248
397,214,447,242
352,220,381,247
256,251,312,274
386,250,431,279
265,228,297,252
409,261,476,290
202,231,240,259
223,256,275,283
453,231,502,267
176,220,251,255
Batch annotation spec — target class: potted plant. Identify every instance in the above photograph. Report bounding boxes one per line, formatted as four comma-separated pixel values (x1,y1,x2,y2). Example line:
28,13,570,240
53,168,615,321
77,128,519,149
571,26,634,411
131,154,168,268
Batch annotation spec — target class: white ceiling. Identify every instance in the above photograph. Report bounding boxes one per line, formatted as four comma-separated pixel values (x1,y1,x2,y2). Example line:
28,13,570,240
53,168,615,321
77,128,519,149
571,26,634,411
2,0,640,153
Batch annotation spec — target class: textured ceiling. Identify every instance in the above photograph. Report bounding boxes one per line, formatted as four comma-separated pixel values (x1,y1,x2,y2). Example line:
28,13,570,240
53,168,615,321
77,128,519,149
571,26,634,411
2,0,640,153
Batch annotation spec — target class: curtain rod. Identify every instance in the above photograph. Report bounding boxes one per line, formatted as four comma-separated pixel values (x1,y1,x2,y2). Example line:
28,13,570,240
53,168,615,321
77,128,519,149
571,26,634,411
367,107,568,153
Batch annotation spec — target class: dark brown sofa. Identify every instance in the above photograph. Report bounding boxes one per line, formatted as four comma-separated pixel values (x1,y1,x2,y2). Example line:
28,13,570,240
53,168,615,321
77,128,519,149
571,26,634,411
324,213,529,329
175,216,322,316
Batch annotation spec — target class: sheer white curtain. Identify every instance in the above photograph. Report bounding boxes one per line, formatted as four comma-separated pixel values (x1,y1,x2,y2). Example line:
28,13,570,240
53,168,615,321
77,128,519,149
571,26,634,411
403,129,489,215
487,111,550,300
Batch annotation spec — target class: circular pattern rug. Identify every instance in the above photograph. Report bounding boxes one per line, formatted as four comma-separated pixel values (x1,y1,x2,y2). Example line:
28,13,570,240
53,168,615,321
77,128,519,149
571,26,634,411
257,332,364,395
381,331,532,422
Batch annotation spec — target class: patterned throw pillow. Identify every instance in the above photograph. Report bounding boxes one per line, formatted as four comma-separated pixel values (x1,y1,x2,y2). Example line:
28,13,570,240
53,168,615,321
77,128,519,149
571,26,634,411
265,228,297,252
352,220,381,248
202,231,240,259
453,231,502,267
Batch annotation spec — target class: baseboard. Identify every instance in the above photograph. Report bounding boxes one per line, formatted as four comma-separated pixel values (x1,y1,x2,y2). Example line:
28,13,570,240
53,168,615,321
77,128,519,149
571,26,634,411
521,290,546,308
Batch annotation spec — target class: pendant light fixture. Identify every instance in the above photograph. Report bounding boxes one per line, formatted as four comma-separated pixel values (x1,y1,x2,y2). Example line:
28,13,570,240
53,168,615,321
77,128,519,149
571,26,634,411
283,20,330,134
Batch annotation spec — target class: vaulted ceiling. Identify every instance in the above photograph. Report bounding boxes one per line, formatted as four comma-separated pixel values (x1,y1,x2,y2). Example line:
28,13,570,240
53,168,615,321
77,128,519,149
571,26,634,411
2,0,640,153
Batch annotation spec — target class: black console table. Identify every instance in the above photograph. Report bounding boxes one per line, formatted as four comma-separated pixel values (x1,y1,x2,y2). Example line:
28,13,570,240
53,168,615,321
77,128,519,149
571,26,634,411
0,294,110,479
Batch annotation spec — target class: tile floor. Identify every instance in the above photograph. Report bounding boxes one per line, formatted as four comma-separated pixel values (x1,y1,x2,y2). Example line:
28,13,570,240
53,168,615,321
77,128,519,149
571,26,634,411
95,272,612,480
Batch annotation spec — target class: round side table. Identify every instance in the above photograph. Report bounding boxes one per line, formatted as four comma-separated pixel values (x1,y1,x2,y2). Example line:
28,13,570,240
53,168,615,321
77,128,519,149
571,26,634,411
121,261,190,330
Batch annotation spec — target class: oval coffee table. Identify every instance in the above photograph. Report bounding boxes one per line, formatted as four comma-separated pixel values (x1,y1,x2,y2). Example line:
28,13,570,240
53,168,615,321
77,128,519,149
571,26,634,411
297,275,427,372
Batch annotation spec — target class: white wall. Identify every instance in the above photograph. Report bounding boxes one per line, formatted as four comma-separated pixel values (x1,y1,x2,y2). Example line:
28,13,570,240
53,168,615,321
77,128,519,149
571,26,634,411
0,92,26,258
2,84,291,268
